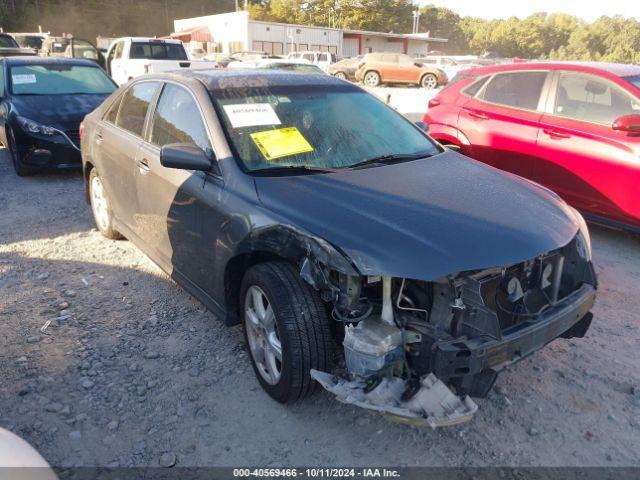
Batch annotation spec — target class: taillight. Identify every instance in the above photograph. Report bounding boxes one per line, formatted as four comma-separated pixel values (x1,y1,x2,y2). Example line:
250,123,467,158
428,98,441,109
79,123,85,139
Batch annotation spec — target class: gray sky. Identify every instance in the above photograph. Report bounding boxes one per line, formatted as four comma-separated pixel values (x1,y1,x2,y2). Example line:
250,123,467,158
417,0,639,22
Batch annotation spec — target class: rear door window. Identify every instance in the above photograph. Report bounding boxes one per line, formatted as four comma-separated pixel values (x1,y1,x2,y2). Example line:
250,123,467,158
104,95,122,124
115,82,159,137
149,83,210,151
554,72,640,125
480,71,548,110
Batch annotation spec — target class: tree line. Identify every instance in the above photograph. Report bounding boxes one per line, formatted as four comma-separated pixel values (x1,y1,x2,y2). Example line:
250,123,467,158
2,0,639,63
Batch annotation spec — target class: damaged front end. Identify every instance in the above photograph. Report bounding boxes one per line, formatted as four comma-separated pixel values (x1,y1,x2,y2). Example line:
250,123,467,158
307,233,597,428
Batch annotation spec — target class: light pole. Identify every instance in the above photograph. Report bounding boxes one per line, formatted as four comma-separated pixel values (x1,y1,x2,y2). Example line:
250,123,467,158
412,9,421,34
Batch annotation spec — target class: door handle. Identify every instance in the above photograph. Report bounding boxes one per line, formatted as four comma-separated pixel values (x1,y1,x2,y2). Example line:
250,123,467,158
137,158,150,173
543,129,571,139
95,133,103,145
467,110,489,120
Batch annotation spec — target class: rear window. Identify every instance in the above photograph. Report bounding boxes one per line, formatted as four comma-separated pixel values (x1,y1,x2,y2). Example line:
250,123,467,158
462,75,489,96
115,82,159,137
480,71,548,110
9,64,116,95
15,35,43,49
129,42,188,60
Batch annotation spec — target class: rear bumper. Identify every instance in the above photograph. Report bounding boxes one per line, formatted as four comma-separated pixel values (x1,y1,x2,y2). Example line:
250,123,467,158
431,283,596,396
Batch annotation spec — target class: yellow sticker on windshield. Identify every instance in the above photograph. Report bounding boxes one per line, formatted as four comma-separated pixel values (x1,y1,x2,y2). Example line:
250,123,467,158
250,127,314,161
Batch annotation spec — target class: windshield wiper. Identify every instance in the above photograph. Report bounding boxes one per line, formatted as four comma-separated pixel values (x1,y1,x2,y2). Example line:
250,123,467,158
250,165,341,176
348,152,434,170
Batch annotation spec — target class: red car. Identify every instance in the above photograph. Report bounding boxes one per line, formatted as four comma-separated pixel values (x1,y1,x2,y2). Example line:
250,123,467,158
424,62,640,232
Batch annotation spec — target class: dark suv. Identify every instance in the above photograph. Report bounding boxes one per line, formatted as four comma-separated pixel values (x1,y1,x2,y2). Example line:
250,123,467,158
80,70,596,427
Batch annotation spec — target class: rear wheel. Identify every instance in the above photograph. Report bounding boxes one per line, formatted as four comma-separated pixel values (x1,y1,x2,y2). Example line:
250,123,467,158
241,262,334,403
89,168,122,240
421,73,438,89
7,128,34,177
333,71,347,80
363,71,381,87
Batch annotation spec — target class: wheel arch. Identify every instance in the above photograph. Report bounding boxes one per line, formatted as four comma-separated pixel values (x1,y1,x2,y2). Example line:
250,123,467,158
83,160,94,204
363,69,381,81
419,71,438,85
221,225,359,326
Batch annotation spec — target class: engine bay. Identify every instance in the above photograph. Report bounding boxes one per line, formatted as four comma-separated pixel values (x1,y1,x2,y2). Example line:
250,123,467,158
309,234,597,427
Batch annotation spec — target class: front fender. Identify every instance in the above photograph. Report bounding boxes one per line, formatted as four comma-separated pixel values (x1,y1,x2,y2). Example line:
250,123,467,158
234,224,359,277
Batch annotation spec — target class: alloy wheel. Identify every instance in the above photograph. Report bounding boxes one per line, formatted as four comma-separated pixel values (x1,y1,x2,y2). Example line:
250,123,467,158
422,74,437,89
91,174,110,232
244,285,282,385
364,71,380,87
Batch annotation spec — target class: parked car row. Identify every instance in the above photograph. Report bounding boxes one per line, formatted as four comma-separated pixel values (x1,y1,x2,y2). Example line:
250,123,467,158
6,45,640,428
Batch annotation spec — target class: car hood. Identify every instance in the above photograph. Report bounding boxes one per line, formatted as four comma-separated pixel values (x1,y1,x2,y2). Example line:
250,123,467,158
254,151,579,280
10,94,109,131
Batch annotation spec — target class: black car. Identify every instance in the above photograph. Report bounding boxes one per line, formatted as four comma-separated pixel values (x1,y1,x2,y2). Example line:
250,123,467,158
80,70,597,427
0,57,117,175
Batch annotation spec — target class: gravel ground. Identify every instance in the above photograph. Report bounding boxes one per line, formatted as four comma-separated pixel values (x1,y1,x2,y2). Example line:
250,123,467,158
1,145,639,469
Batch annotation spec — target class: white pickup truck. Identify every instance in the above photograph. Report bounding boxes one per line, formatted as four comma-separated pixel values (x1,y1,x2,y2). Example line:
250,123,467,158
105,37,218,85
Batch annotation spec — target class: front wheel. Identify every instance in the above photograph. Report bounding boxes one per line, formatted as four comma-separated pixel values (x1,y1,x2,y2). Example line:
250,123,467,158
241,262,334,403
7,128,34,177
89,168,122,240
421,73,438,89
363,71,381,87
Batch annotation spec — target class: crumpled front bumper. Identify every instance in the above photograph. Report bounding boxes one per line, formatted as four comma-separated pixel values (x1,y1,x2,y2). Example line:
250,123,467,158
432,283,596,397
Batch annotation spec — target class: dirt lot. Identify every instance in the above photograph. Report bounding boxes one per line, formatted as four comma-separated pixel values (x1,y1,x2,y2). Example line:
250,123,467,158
1,146,639,468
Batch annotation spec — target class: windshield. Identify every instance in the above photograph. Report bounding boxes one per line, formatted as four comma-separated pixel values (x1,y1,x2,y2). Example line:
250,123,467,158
9,64,116,95
213,84,440,174
0,35,19,48
130,42,188,60
624,75,640,90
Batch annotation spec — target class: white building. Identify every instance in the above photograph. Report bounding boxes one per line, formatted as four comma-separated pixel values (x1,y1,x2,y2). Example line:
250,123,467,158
172,11,447,58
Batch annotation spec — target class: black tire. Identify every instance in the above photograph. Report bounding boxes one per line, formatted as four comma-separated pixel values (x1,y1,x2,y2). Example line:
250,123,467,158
241,261,334,403
7,128,34,177
88,168,123,240
333,71,347,80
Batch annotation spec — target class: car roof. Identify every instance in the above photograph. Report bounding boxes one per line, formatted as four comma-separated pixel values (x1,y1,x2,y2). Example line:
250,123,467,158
462,61,640,79
2,56,100,67
155,68,350,91
120,37,182,44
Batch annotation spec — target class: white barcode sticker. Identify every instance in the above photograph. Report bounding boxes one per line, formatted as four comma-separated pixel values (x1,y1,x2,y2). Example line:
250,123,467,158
223,103,281,128
12,74,37,85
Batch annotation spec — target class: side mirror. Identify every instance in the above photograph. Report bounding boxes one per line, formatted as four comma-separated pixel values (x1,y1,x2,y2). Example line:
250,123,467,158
414,120,428,132
612,114,640,134
160,143,216,172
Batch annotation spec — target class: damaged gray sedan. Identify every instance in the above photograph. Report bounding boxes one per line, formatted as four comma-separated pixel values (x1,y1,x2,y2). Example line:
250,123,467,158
81,70,597,427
